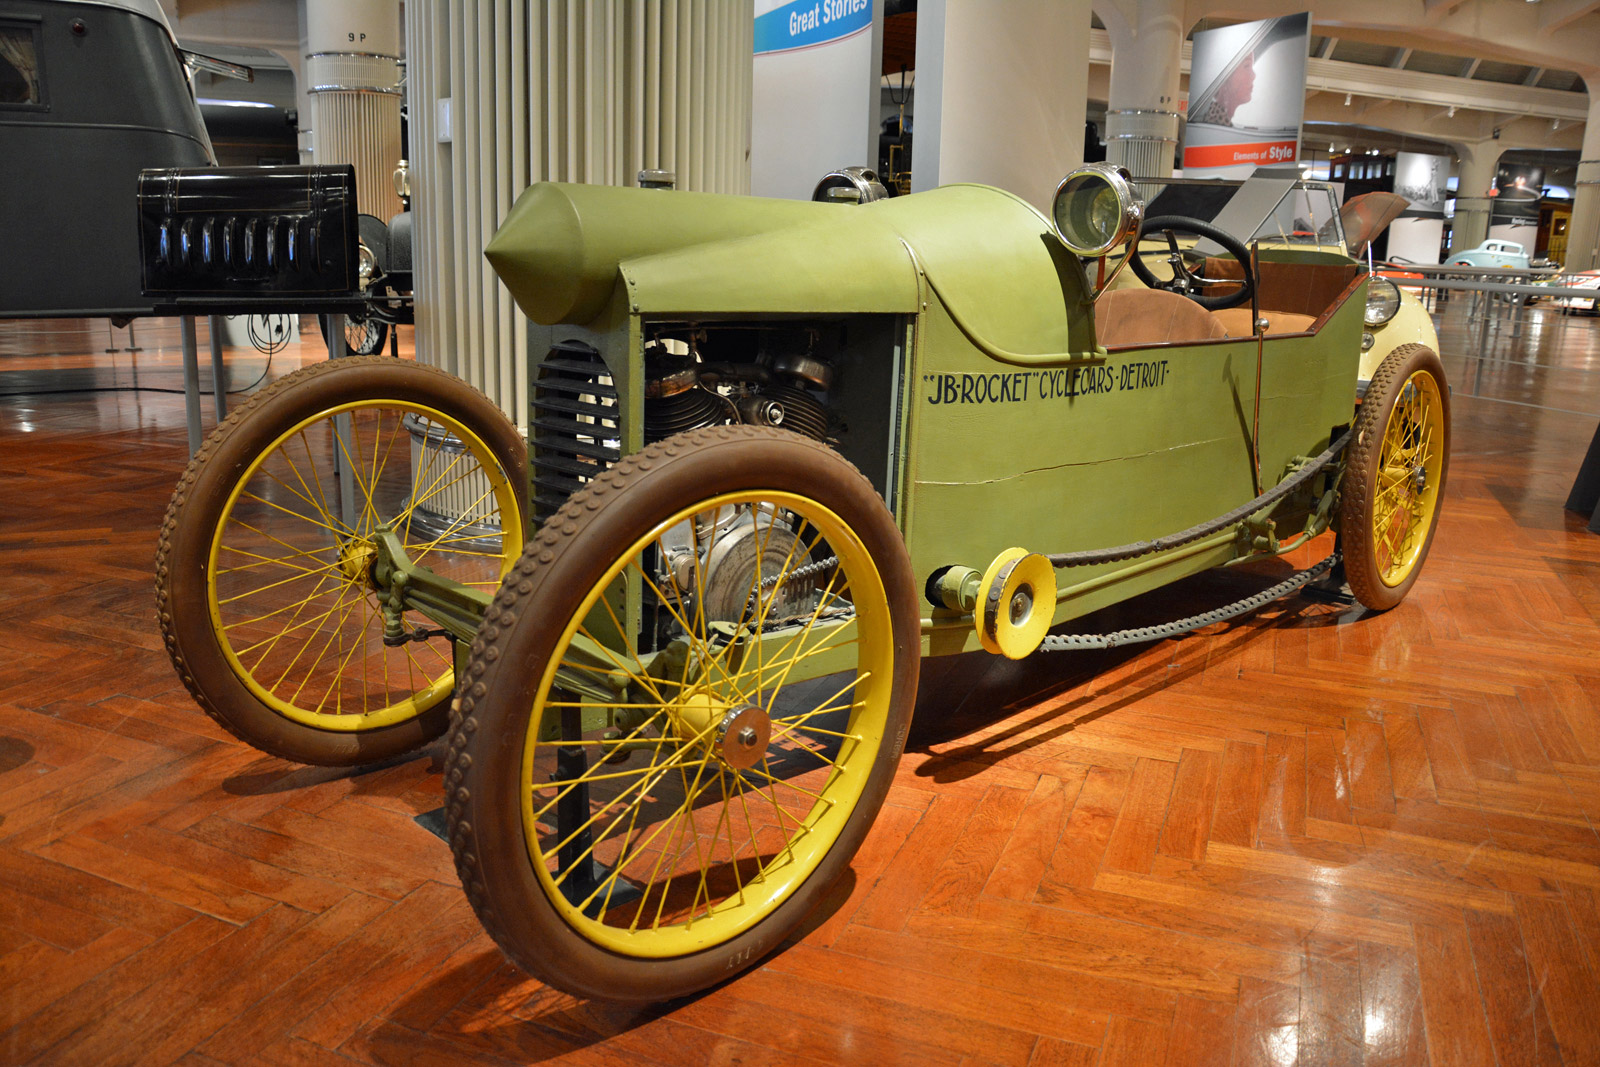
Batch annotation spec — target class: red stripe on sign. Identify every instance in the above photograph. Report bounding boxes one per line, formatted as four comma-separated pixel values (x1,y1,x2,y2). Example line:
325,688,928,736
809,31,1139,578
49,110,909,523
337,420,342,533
1182,141,1299,168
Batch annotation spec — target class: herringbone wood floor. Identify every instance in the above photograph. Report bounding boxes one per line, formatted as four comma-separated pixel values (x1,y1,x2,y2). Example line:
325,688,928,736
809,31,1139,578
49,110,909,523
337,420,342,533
2,306,1599,1065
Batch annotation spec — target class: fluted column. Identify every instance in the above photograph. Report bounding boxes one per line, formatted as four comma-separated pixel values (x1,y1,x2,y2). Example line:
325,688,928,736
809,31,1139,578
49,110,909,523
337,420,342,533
404,0,753,426
1098,0,1184,180
305,0,403,222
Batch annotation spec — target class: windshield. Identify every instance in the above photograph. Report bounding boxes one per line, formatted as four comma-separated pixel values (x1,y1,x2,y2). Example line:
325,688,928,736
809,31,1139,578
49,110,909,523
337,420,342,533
1131,176,1346,253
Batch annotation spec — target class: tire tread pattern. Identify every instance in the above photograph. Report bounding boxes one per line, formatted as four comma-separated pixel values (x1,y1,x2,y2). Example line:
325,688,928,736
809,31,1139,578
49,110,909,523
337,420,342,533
156,356,522,764
444,424,913,999
1339,342,1449,611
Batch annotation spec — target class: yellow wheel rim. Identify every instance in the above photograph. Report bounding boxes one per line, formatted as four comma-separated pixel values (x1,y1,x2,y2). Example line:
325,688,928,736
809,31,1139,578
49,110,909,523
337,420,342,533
207,400,522,731
1370,369,1444,587
520,490,894,958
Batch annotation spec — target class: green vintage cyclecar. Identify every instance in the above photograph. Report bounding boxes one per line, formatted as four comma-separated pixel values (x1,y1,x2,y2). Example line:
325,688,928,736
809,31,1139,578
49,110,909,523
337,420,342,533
157,164,1448,1001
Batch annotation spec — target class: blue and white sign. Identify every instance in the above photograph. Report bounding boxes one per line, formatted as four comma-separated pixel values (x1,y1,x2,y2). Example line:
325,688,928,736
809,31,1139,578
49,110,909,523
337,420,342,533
754,0,872,55
750,0,878,200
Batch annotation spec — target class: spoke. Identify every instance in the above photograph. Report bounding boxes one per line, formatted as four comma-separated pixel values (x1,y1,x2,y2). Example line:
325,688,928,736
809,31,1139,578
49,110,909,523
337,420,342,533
216,556,349,608
739,764,833,806
333,411,384,535
546,733,686,880
293,429,352,539
217,541,339,577
531,714,708,824
221,570,355,632
274,436,343,536
224,518,343,575
647,753,720,931
394,447,474,533
630,560,741,696
408,481,504,564
628,749,717,932
239,491,353,540
712,766,748,905
241,575,345,676
229,575,347,659
730,768,773,886
781,720,866,742
285,588,367,705
254,466,343,531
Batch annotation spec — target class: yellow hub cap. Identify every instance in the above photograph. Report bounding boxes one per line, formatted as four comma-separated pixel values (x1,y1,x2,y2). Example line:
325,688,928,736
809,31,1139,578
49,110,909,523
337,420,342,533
206,400,521,731
521,490,894,958
1371,369,1444,587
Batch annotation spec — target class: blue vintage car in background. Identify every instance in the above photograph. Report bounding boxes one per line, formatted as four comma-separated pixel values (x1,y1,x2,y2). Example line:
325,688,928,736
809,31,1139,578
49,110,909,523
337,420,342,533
1449,239,1531,269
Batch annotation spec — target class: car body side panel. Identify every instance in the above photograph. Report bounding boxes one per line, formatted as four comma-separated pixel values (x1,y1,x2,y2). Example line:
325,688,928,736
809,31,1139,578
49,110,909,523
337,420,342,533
902,286,1362,655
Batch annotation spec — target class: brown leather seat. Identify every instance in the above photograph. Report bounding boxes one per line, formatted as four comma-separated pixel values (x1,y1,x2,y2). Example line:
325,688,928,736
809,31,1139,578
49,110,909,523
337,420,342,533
1211,308,1318,337
1095,287,1229,348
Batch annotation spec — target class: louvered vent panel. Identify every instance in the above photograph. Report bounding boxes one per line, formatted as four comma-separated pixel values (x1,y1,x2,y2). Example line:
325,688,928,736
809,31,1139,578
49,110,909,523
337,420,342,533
530,341,619,522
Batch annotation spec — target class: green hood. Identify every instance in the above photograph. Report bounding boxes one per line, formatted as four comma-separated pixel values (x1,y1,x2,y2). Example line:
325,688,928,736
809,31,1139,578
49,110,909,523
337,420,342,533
485,182,1093,359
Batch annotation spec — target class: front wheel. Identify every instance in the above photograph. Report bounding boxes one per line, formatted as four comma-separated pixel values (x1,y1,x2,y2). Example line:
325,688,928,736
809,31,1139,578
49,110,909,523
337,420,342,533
1340,343,1449,610
446,426,920,1001
156,356,528,765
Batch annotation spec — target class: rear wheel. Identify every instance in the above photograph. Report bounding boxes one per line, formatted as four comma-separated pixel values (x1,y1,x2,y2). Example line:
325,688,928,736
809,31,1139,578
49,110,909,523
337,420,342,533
447,426,920,1001
157,357,527,765
1340,343,1449,610
320,312,390,357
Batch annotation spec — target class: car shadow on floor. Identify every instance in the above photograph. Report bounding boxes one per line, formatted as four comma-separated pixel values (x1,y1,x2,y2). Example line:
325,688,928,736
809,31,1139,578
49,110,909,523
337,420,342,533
907,559,1356,783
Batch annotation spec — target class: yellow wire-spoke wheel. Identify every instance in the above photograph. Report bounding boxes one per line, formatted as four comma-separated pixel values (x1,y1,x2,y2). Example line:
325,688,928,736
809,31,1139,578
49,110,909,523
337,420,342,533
448,426,920,1002
157,357,527,766
1340,343,1450,611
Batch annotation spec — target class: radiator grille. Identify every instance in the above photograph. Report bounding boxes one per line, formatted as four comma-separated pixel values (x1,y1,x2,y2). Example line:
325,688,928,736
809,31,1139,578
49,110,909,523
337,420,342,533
530,341,619,523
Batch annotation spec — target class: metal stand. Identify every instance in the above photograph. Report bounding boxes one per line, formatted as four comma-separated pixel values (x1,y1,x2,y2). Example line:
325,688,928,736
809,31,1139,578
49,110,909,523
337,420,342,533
207,314,228,422
180,316,203,455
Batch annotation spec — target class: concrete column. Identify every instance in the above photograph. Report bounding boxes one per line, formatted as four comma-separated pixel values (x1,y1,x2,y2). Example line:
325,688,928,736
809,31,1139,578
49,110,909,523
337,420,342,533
1448,140,1502,259
1098,0,1184,179
911,0,1090,211
1567,94,1600,271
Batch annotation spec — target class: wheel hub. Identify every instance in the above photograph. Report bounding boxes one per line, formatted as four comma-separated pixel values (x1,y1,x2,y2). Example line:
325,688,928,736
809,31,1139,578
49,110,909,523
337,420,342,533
337,538,378,586
716,705,772,770
670,690,772,769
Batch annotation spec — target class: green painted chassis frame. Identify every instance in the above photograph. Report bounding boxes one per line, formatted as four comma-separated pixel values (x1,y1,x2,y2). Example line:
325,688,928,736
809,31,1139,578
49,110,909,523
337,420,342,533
456,180,1366,691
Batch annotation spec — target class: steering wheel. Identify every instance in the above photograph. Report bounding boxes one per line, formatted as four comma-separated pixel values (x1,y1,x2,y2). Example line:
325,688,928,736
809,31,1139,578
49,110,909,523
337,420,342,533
1128,215,1256,311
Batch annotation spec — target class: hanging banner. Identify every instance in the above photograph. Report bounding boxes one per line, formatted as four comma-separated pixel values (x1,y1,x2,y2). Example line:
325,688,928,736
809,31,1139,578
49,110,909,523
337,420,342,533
1182,12,1310,179
751,0,878,200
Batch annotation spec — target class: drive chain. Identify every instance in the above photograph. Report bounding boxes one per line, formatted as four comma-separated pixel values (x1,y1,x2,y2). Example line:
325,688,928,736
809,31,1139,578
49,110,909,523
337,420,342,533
1039,552,1341,652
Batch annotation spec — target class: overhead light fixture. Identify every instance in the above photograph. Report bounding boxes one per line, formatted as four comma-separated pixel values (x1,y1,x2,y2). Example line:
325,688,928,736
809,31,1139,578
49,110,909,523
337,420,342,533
1447,106,1457,118
1344,92,1352,105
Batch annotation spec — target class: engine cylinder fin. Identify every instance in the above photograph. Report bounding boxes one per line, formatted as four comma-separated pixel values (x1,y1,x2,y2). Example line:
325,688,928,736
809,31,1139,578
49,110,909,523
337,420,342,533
645,386,727,442
758,383,828,441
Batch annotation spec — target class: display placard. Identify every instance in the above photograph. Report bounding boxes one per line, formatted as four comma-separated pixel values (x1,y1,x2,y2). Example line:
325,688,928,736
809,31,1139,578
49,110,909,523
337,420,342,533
1182,13,1310,179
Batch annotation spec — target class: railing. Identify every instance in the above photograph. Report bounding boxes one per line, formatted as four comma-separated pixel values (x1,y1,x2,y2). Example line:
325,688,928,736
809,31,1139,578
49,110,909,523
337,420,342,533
1376,261,1598,355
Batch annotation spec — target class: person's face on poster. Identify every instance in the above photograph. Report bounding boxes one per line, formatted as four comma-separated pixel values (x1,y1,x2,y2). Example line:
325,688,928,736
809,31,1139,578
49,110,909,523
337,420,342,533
1216,52,1256,122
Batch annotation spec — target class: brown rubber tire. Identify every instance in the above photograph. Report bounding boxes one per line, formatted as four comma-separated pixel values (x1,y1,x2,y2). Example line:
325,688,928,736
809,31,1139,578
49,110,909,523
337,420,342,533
1339,343,1450,611
156,357,527,766
445,425,920,1002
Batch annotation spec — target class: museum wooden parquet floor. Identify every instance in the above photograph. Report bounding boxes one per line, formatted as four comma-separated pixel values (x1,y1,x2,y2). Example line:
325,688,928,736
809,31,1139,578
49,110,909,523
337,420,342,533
2,307,1599,1065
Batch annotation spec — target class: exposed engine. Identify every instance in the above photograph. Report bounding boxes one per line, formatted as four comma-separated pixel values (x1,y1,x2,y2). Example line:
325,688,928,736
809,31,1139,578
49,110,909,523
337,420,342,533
636,328,850,650
642,332,833,445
